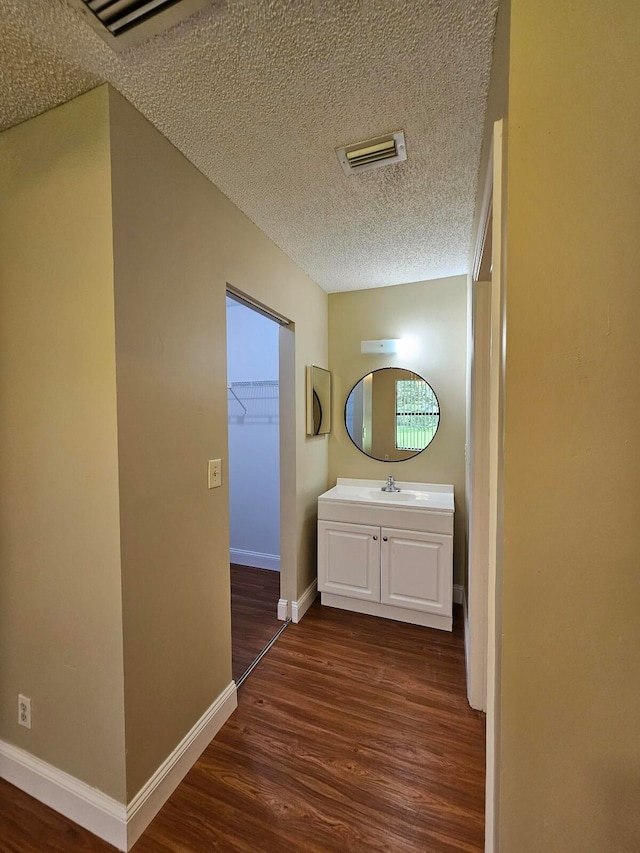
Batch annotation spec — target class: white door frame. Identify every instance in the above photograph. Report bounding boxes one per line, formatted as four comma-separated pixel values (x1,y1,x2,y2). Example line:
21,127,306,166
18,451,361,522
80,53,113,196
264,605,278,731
466,277,491,712
465,120,506,852
466,125,495,713
485,119,506,853
225,284,296,623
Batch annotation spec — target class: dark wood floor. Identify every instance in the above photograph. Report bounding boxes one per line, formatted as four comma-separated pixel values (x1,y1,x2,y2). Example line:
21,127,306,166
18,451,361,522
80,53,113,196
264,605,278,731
231,563,282,681
0,602,485,852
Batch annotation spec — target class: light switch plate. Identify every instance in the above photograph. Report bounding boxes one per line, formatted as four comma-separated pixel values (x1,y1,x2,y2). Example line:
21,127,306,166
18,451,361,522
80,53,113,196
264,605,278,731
208,459,222,489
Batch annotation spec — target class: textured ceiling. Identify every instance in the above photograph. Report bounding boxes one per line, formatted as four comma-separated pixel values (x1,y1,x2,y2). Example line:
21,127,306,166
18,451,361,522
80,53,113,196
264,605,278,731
0,0,498,292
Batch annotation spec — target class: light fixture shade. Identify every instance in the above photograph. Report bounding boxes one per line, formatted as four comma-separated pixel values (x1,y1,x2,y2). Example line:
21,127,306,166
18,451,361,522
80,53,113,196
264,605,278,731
360,339,399,354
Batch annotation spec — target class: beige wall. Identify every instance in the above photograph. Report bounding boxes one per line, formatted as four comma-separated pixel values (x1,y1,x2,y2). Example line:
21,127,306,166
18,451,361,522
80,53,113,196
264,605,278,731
498,1,640,849
108,88,328,796
109,90,233,798
0,88,127,800
328,276,467,584
0,84,328,805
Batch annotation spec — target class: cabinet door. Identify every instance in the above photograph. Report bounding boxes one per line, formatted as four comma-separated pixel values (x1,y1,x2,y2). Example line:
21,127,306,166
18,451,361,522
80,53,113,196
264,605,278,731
318,521,381,601
380,528,452,616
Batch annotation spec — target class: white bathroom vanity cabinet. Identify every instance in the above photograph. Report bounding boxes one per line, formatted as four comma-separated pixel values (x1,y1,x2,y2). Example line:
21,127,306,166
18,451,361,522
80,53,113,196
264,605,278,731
317,479,454,631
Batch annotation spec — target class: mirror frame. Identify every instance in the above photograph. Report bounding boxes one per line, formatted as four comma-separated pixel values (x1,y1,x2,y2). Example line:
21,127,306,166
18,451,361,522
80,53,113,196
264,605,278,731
343,366,440,462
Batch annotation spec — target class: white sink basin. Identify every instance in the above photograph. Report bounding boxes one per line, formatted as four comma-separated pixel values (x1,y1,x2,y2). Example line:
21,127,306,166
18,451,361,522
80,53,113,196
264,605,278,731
318,478,454,512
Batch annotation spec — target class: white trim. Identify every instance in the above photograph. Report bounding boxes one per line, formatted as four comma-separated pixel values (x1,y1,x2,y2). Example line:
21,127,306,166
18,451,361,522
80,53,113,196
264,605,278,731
292,580,317,623
485,117,506,853
453,583,464,605
463,585,471,697
230,548,280,572
226,283,291,326
126,681,237,848
0,740,128,851
277,598,289,621
467,280,491,714
472,135,494,283
321,592,452,632
0,682,237,852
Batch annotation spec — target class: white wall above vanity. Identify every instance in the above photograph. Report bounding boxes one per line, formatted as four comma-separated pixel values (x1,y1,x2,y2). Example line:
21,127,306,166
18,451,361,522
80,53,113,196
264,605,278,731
317,478,454,631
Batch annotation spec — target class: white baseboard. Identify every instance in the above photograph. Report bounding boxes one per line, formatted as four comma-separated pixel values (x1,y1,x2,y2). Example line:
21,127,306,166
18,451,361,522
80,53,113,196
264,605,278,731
126,681,237,848
461,585,485,711
0,741,128,850
0,681,237,851
453,583,464,605
277,598,289,621
230,548,280,571
463,585,471,694
292,580,317,624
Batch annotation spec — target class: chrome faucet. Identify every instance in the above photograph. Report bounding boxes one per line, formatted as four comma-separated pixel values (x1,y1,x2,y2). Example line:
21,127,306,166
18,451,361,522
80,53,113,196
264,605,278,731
381,475,401,493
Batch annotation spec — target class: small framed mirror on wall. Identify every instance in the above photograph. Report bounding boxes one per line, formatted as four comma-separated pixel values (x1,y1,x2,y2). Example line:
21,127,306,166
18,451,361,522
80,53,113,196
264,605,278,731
306,365,331,436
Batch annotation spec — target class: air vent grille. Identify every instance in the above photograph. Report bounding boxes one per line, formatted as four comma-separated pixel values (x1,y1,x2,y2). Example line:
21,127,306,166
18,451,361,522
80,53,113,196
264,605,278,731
337,131,407,176
68,0,216,50
85,0,183,37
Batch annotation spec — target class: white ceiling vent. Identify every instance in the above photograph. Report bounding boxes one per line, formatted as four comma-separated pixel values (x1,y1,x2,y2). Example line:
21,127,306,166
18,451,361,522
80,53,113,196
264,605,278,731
67,0,217,51
336,130,407,176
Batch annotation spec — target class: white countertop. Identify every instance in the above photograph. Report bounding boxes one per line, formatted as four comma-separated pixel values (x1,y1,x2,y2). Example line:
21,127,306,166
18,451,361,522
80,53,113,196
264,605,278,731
318,478,454,512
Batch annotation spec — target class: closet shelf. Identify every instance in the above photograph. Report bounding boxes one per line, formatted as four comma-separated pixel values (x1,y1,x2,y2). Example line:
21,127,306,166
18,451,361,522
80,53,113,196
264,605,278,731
228,380,279,424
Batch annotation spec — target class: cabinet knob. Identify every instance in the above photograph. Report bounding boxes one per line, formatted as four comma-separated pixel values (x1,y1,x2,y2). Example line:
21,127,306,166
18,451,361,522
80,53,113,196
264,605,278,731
372,535,378,540
383,536,388,541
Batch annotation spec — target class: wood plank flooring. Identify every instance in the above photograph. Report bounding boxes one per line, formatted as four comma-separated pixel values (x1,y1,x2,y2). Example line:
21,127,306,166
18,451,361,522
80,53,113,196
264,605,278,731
0,601,484,852
230,564,282,681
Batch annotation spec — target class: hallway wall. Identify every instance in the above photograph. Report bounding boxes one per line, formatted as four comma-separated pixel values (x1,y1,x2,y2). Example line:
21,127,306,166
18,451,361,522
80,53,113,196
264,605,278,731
0,87,127,800
110,86,328,798
498,1,640,849
0,84,329,806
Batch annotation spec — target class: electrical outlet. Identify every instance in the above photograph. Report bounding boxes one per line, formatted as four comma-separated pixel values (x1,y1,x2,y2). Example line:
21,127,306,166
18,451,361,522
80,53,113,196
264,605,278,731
18,694,31,729
208,459,222,489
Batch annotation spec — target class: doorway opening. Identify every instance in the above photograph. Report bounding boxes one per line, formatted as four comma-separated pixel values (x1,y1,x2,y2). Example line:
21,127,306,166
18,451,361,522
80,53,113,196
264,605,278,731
226,291,290,685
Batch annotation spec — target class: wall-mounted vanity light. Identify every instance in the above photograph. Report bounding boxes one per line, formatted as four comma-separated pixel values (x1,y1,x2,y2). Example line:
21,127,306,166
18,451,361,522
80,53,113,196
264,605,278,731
360,336,420,358
360,339,399,354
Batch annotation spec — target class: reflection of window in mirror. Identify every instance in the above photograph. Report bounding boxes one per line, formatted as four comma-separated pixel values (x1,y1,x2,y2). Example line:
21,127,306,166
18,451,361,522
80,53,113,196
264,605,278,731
395,379,440,451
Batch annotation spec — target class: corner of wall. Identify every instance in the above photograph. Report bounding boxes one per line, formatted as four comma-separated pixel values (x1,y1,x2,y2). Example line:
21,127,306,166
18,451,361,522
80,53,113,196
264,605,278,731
0,85,126,801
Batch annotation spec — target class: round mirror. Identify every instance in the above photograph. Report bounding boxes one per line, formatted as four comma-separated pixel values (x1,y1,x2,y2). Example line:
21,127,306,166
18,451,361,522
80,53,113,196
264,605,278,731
344,367,440,462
